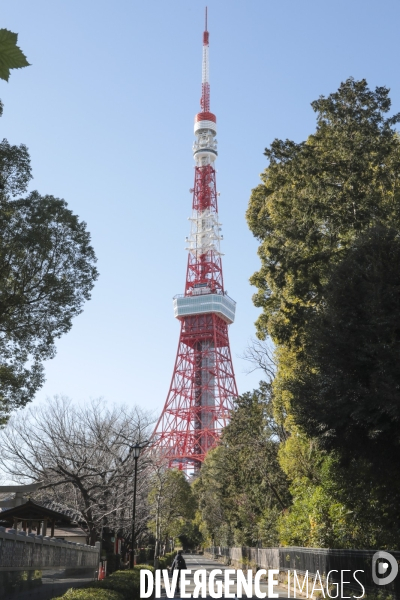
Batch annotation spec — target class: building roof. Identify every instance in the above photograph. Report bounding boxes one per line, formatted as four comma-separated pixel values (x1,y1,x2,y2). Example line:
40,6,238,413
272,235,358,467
39,498,84,524
0,499,73,524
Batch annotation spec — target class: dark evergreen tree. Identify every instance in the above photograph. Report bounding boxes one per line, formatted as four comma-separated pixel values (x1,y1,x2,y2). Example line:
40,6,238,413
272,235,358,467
247,78,400,346
290,227,400,488
247,78,400,547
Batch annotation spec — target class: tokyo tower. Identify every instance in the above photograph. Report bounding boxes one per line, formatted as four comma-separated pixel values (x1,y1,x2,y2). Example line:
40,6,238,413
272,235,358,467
151,9,238,471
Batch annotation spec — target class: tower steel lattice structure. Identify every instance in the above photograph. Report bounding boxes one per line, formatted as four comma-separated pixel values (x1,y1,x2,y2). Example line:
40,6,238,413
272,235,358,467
151,10,238,471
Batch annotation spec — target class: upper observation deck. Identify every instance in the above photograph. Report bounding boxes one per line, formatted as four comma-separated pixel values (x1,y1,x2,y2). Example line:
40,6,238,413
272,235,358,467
173,288,236,324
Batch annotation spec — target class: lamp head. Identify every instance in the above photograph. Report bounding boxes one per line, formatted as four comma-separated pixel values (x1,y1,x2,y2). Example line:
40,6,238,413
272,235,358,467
133,443,141,459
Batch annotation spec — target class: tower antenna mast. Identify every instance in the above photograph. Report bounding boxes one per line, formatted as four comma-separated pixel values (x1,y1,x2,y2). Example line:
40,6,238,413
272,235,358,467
151,10,238,472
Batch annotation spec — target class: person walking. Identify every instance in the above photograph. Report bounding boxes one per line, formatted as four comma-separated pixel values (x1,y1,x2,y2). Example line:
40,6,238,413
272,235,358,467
170,550,187,593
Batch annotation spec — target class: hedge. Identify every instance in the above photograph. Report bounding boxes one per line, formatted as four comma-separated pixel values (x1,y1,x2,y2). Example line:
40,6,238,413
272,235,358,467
52,565,154,600
53,589,122,600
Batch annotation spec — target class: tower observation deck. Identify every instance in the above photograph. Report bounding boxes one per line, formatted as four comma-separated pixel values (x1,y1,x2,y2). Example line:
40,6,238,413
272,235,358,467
151,10,238,471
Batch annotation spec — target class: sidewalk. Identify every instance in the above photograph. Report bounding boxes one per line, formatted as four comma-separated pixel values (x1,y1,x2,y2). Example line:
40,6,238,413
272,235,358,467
159,554,290,599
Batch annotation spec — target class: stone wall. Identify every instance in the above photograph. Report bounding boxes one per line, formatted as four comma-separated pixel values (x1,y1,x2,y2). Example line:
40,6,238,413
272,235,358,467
0,526,100,571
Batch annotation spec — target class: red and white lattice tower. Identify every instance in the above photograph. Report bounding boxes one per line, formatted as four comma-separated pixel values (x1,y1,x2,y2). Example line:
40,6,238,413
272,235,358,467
151,10,238,471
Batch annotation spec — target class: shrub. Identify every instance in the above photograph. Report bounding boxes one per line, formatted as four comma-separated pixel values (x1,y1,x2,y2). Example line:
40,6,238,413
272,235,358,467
52,589,122,600
158,551,175,569
93,566,154,600
52,566,154,600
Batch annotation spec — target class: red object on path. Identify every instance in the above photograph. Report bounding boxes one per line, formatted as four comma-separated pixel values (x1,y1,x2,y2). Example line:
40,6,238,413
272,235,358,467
151,11,238,472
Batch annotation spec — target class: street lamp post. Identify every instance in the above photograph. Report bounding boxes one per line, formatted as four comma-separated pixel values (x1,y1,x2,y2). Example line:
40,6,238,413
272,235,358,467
130,442,142,569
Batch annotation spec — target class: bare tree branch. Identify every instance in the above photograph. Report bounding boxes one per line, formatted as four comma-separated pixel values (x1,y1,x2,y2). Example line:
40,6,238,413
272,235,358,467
240,337,276,381
0,395,155,546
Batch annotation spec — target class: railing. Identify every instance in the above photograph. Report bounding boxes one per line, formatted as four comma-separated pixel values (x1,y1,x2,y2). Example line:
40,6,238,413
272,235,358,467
0,527,100,571
174,291,236,304
205,546,400,598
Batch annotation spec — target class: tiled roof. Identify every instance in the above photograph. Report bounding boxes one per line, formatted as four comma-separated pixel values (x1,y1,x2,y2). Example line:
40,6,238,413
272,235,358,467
0,499,73,522
39,499,85,524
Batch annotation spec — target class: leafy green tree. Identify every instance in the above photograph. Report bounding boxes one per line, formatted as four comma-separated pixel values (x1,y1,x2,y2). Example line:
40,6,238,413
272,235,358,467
0,135,97,422
0,29,30,82
0,29,95,420
148,467,196,560
192,445,232,546
247,78,400,548
278,437,400,549
281,226,400,545
195,384,290,546
176,520,203,551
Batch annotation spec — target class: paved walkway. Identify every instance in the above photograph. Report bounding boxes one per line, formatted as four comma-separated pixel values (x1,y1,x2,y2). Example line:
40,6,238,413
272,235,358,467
161,554,290,599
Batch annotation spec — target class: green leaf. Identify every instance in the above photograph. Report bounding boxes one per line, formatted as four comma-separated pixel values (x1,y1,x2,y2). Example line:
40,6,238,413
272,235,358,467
0,29,30,82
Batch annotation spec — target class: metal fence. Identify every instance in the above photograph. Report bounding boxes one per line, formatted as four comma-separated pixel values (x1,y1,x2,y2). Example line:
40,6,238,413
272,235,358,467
208,546,279,570
281,547,400,598
206,545,400,598
0,526,100,571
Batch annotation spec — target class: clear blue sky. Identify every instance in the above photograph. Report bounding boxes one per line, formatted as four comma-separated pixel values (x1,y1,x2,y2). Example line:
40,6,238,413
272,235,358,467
1,0,400,417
